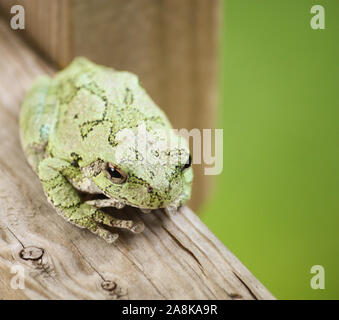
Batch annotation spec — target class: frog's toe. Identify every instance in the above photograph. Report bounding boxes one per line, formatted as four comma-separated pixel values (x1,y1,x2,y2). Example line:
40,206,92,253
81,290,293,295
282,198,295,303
140,208,152,214
105,232,119,244
130,221,145,234
95,226,119,243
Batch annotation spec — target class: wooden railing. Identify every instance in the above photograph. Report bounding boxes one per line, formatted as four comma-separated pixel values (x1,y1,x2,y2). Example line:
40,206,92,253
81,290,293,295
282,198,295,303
0,2,274,300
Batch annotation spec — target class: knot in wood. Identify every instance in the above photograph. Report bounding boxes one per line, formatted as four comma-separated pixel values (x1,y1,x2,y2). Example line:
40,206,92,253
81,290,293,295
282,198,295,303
101,280,117,291
20,246,44,260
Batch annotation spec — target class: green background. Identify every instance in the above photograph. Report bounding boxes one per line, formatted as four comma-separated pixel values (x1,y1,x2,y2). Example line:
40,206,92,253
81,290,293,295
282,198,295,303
200,0,339,300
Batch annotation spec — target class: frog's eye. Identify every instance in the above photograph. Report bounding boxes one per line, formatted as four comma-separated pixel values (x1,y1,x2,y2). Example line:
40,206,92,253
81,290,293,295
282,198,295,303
181,154,192,172
106,163,127,184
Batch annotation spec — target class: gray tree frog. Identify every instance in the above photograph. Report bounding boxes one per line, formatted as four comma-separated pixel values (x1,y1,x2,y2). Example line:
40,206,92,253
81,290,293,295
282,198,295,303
19,57,193,243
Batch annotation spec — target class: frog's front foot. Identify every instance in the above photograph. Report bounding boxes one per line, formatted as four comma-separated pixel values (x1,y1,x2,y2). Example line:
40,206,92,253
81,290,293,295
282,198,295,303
86,199,144,234
85,198,126,209
92,210,144,234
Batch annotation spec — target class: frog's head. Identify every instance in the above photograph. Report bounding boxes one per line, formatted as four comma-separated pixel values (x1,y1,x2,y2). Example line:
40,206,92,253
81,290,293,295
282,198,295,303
84,127,193,210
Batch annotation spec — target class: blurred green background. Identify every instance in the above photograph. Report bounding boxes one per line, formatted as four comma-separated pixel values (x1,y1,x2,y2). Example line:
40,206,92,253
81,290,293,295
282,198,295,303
200,0,339,300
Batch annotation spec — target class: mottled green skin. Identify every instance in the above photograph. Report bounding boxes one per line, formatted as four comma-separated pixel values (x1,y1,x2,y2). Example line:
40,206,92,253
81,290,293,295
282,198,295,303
19,57,193,242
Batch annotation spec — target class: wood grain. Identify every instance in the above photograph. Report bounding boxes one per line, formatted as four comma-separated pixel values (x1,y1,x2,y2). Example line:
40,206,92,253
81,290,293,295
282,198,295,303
0,18,274,300
0,0,220,210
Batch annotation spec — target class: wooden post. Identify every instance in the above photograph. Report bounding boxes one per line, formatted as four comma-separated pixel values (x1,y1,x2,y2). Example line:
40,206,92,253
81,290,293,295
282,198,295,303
0,0,220,210
0,19,273,299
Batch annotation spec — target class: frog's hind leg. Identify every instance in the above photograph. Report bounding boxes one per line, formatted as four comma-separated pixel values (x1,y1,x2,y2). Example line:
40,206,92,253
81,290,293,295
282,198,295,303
37,157,145,243
19,76,56,172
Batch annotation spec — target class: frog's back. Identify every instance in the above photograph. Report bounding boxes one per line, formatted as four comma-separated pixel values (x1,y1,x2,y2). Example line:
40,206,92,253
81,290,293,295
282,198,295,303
21,57,172,167
52,57,171,131
48,58,172,163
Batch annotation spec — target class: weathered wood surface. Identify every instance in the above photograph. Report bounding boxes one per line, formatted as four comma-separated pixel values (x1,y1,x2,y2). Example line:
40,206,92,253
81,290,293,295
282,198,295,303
0,19,274,299
0,0,70,66
0,0,220,210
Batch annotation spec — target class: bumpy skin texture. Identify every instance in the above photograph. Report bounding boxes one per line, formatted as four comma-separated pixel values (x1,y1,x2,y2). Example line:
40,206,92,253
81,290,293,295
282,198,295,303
19,58,193,243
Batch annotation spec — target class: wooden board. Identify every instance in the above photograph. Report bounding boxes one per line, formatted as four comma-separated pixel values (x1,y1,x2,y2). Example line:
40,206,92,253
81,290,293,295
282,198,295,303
0,0,220,210
0,16,274,300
